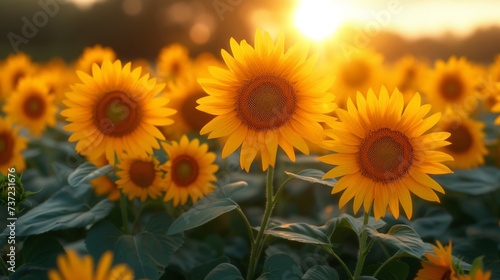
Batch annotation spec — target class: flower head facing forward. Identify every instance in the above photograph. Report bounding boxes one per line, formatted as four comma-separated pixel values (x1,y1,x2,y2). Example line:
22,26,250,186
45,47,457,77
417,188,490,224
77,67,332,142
197,29,336,171
320,88,453,219
62,60,176,164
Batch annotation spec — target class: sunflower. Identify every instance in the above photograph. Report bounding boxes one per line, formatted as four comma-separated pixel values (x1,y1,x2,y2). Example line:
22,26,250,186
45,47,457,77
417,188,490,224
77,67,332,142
156,43,192,82
458,270,493,280
4,77,57,137
116,154,166,202
387,55,429,104
493,90,500,124
48,250,133,280
0,118,27,173
75,45,116,75
415,241,458,280
424,56,479,113
320,88,453,219
162,135,218,206
90,175,120,201
197,29,336,171
436,114,487,169
37,61,70,105
62,60,176,164
328,48,384,108
0,52,36,98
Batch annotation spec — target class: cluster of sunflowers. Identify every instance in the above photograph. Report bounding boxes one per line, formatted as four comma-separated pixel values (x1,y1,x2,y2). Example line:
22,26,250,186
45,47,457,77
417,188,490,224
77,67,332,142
0,29,499,279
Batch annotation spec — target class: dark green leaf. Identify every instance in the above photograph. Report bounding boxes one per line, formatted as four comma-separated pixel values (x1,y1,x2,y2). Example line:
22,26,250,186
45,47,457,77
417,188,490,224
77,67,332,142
323,214,387,237
435,166,500,195
265,223,330,245
370,260,408,280
285,169,337,187
302,265,339,280
67,163,113,187
411,207,452,238
367,224,424,258
188,256,230,280
205,263,244,280
22,233,65,268
257,254,302,280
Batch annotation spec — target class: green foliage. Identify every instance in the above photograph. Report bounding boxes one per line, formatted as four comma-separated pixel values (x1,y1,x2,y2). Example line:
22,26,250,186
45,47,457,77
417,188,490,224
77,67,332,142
324,213,387,237
367,225,425,259
284,169,337,187
67,162,113,187
257,254,302,280
205,263,244,280
435,166,500,195
302,265,340,280
410,207,452,239
265,222,330,245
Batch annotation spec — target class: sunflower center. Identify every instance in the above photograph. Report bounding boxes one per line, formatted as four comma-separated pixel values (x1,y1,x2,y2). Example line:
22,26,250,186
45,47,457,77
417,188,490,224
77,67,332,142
441,269,452,280
439,74,464,101
95,91,141,136
172,155,199,187
182,91,212,132
237,75,296,130
358,128,414,183
0,132,14,165
23,94,46,119
343,59,369,87
446,123,473,153
129,160,156,188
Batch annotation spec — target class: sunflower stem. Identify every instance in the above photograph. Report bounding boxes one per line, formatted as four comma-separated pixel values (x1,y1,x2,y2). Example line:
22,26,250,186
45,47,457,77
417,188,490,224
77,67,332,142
324,246,354,280
353,211,371,280
120,192,129,234
372,250,401,278
246,165,275,280
235,206,255,244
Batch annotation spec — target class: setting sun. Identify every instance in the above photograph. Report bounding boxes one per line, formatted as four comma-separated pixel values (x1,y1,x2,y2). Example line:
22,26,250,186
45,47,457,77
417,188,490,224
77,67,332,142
294,0,353,40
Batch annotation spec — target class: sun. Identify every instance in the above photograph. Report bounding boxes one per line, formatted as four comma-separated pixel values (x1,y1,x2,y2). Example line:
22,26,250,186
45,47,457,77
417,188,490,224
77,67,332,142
294,0,352,41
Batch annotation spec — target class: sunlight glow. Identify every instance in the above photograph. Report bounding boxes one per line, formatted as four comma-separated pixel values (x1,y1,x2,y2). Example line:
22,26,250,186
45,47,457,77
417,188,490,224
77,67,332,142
294,0,353,41
71,0,103,10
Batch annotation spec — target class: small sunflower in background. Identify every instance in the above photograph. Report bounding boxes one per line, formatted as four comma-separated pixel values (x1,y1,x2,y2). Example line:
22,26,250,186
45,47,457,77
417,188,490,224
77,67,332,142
156,43,192,83
62,60,176,164
48,250,133,280
74,44,116,75
437,113,487,170
4,77,57,137
90,175,120,201
0,118,27,173
37,63,70,106
415,241,459,280
162,135,218,207
386,55,429,104
116,154,166,202
0,52,36,99
327,48,384,108
320,88,453,220
424,56,479,113
197,29,336,171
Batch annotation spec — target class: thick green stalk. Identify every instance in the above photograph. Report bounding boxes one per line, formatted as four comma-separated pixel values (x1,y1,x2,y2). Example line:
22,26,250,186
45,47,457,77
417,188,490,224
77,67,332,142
353,211,371,279
120,193,129,234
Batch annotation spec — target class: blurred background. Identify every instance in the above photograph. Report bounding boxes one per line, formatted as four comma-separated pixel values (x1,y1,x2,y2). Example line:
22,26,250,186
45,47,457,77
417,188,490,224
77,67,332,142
1,0,500,63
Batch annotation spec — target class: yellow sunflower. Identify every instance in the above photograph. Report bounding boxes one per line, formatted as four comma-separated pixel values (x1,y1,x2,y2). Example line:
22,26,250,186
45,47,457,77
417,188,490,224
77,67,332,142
197,29,336,171
415,241,458,280
62,60,176,164
90,175,120,201
437,114,487,169
458,269,492,280
0,52,36,98
4,77,57,137
320,88,453,219
37,61,70,105
387,55,429,104
162,135,218,207
74,45,116,75
0,118,27,173
156,43,192,82
116,154,166,202
424,56,479,113
48,250,133,280
328,48,384,108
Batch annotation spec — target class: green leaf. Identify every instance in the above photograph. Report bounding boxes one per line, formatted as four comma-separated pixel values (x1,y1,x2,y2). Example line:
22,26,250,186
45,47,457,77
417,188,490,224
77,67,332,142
167,182,247,235
87,213,184,279
67,163,113,187
435,166,500,195
302,265,339,280
367,224,424,258
367,260,409,280
323,214,387,237
257,254,302,280
265,223,330,245
189,256,230,280
205,263,244,280
285,169,337,187
0,185,113,241
22,233,65,268
410,207,452,238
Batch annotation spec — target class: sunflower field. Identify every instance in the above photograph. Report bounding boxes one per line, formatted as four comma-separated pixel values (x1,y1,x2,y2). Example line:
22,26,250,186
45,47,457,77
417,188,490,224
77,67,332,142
1,0,500,279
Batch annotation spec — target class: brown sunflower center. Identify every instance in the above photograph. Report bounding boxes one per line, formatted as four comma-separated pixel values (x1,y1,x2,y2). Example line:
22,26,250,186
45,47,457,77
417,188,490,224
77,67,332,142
439,73,464,101
23,94,46,119
95,91,140,136
441,269,452,280
237,75,296,130
129,160,156,188
446,123,473,153
358,128,414,183
171,155,199,187
0,132,15,165
182,91,212,132
343,59,370,87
